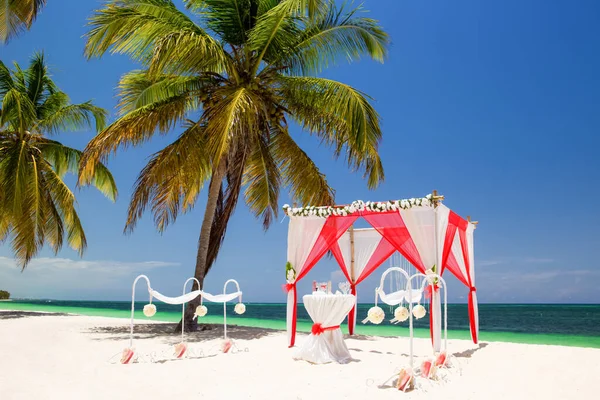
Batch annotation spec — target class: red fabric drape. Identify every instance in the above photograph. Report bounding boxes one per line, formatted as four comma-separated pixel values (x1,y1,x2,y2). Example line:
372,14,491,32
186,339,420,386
288,215,358,347
362,212,427,274
440,211,478,344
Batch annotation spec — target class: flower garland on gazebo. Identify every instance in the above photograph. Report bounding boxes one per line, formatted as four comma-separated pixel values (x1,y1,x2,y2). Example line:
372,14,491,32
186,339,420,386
283,194,433,218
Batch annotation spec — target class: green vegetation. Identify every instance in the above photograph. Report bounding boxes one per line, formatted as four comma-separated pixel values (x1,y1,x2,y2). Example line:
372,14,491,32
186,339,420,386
79,1,389,330
0,290,9,300
0,53,117,269
0,0,47,44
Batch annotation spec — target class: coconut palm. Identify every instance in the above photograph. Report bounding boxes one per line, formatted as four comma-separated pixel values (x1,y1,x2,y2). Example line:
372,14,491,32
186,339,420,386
80,0,389,329
0,0,47,44
0,53,117,269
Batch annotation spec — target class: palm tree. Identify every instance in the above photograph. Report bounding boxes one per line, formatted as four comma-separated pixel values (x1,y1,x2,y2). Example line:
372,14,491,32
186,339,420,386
0,52,117,269
0,0,47,44
79,0,389,330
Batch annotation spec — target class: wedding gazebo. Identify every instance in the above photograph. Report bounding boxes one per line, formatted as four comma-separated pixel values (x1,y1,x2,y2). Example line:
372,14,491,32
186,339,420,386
283,191,478,350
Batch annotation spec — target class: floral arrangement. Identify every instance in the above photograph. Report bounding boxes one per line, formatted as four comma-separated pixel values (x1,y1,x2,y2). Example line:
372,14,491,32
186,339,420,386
392,306,409,323
425,264,439,285
194,305,208,318
234,303,246,315
285,261,295,282
174,342,187,359
120,348,135,364
412,304,427,319
222,339,232,353
396,368,414,392
282,194,433,218
362,306,385,324
143,303,156,317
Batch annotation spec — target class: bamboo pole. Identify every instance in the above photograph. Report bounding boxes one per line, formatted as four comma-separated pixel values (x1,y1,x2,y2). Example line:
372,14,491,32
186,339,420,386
431,189,445,207
467,215,479,227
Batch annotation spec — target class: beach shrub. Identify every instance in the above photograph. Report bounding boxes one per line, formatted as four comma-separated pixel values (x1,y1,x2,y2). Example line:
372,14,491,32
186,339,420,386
0,290,10,300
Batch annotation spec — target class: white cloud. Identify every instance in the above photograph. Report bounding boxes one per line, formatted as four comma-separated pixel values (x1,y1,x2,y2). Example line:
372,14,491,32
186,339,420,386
0,256,180,299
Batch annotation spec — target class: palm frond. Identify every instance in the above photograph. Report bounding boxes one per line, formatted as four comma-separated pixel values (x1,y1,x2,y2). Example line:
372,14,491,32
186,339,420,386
85,0,227,75
40,161,87,257
0,0,46,44
242,132,281,229
0,138,44,269
203,87,258,164
25,52,48,107
1,88,36,131
125,120,211,233
79,91,196,185
271,125,335,206
38,139,117,201
0,60,15,98
117,70,218,115
276,2,389,74
277,75,384,187
35,102,108,135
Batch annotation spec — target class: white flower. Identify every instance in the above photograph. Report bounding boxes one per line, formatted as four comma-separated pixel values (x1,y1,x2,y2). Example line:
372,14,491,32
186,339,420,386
234,303,246,315
409,198,416,205
394,306,410,322
421,198,430,207
286,269,295,281
283,204,290,210
426,193,433,200
412,304,426,319
365,306,385,324
143,303,156,317
195,305,208,317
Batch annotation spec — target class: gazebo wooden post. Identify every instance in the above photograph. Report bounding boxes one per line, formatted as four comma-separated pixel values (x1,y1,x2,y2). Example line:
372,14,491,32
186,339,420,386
431,189,444,352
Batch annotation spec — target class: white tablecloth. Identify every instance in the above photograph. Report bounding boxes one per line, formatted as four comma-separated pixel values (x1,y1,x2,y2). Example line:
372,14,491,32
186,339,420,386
294,294,356,364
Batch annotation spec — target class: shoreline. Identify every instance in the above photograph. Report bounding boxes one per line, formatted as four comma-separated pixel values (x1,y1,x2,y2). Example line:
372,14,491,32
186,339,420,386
2,302,600,349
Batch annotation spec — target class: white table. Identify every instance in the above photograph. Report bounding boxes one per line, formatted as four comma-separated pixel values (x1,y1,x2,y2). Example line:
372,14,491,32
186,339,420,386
294,293,356,364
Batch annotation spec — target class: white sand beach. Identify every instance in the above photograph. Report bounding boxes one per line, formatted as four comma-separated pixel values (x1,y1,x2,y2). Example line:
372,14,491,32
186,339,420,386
0,311,597,400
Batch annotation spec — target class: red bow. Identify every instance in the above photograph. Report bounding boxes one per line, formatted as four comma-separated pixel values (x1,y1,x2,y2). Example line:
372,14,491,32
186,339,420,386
311,323,340,335
282,283,295,293
470,287,477,292
424,284,440,300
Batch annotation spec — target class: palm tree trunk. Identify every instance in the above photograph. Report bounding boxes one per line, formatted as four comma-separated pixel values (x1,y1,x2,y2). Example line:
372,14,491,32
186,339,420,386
177,159,228,333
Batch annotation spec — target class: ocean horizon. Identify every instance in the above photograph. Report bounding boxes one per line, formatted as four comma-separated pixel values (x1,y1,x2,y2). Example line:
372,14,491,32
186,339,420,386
2,299,599,349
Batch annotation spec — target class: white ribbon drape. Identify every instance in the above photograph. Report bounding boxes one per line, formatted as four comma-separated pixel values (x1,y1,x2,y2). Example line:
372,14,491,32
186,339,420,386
150,289,242,305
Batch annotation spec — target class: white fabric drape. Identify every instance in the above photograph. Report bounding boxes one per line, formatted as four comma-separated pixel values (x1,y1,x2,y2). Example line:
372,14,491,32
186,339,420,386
337,228,384,333
295,294,356,364
400,206,441,351
467,223,479,341
286,216,327,346
378,289,422,305
150,289,242,305
338,229,383,281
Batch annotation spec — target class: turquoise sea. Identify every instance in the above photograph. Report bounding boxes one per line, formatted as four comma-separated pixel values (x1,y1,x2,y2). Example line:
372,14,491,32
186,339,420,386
1,300,599,348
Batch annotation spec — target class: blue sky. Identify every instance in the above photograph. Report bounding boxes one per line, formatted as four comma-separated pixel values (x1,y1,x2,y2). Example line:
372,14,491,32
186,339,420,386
1,0,599,303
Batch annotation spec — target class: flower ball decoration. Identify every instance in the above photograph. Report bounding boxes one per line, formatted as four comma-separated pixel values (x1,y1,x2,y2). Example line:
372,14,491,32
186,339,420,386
143,303,156,317
394,306,410,322
234,303,246,315
365,306,385,324
195,305,208,318
412,304,427,319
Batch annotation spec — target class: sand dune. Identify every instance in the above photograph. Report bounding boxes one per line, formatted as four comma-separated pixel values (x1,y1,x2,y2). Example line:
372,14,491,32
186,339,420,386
0,311,597,399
